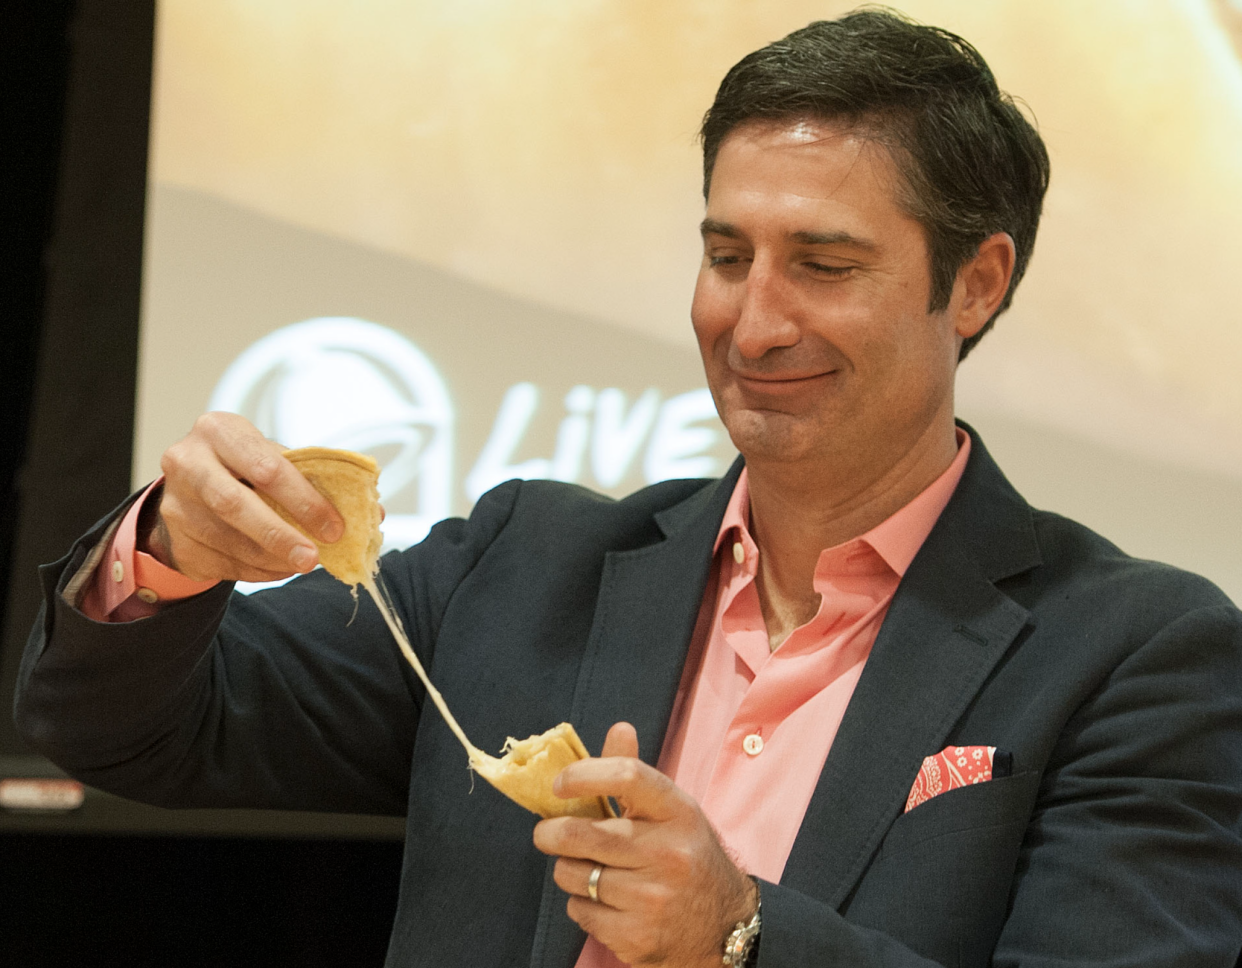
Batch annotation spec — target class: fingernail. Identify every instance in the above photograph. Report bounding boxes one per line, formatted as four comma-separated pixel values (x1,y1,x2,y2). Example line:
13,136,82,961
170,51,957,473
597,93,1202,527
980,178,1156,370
290,545,316,571
320,519,343,543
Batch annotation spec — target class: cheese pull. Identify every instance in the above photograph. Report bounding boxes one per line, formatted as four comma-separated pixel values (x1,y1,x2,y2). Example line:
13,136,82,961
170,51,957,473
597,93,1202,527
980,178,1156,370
270,444,612,819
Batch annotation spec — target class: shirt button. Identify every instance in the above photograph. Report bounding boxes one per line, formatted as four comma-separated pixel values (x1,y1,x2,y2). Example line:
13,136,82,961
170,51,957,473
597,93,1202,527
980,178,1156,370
136,588,159,605
742,733,764,756
732,541,745,564
111,560,124,583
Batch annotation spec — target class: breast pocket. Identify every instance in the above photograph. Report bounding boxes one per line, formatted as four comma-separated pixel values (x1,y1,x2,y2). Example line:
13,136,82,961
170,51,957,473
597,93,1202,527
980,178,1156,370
877,768,1041,862
842,771,1042,968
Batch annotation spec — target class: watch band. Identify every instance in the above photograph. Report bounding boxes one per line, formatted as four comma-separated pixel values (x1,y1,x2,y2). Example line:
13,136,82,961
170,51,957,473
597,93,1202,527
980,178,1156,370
722,886,761,967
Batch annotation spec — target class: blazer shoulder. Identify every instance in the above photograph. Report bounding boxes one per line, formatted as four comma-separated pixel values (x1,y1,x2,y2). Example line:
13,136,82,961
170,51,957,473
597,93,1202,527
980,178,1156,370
503,475,723,547
1024,506,1239,622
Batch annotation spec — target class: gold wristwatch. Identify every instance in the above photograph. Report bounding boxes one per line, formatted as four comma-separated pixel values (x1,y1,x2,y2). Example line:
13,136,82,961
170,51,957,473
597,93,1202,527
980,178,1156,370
722,892,761,967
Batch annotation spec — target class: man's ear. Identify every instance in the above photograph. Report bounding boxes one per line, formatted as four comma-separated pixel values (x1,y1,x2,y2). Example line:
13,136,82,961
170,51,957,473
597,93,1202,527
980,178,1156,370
953,232,1016,340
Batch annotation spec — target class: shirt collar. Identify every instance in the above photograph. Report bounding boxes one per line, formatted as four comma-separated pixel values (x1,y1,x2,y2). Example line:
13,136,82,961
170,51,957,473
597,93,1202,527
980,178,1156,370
713,464,753,555
712,428,971,579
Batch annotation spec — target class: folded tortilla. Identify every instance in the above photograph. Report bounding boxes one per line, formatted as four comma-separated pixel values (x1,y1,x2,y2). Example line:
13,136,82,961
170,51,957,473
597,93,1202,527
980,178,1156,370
261,446,383,586
472,722,615,819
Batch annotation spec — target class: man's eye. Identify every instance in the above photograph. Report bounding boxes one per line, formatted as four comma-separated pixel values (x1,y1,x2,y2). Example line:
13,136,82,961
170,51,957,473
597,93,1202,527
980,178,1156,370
708,255,742,267
807,262,853,277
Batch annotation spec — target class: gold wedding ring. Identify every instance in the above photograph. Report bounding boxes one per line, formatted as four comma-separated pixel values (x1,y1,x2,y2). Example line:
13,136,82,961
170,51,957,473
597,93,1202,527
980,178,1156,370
587,864,603,902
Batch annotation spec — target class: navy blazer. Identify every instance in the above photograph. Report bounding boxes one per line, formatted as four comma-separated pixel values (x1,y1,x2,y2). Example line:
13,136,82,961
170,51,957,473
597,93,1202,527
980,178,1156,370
16,426,1242,967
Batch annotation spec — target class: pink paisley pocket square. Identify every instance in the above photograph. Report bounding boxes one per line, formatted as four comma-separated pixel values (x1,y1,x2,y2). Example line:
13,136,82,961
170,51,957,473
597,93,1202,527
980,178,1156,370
904,745,1013,812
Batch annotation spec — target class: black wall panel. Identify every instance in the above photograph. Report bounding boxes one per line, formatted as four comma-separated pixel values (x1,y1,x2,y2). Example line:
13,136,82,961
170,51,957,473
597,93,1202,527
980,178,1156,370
1,0,150,756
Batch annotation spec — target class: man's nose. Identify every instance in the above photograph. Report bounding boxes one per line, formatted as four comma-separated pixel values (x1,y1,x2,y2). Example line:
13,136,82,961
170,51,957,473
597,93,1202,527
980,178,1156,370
732,258,800,360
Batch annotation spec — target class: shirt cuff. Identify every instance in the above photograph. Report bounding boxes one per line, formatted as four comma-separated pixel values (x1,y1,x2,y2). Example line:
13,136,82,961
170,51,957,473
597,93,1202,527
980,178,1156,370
88,478,219,621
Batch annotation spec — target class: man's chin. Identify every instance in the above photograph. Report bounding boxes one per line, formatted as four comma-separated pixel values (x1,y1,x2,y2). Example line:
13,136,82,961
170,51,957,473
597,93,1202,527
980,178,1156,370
723,410,824,466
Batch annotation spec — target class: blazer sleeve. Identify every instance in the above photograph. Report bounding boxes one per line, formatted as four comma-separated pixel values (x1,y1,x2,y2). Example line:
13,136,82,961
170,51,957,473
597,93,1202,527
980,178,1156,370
13,480,524,816
753,603,1242,968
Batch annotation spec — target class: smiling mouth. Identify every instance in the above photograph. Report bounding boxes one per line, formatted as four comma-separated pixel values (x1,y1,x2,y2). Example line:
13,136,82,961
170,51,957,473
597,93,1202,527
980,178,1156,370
734,370,837,387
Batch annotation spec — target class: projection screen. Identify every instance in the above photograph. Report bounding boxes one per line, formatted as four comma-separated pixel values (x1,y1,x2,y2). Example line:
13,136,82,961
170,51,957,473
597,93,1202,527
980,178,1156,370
136,0,1242,602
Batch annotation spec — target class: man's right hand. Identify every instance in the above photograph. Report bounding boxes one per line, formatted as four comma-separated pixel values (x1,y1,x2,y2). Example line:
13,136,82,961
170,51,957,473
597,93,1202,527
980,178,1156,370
144,412,345,583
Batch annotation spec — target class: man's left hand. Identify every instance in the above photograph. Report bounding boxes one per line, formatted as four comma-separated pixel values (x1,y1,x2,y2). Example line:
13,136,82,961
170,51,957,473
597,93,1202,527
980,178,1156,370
533,722,758,967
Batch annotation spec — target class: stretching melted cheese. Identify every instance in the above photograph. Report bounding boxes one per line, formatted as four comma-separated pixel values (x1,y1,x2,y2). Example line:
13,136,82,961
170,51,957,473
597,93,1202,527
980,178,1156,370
273,445,612,820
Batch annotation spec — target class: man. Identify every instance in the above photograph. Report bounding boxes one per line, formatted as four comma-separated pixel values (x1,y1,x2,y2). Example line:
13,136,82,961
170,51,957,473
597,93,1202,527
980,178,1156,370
15,10,1242,968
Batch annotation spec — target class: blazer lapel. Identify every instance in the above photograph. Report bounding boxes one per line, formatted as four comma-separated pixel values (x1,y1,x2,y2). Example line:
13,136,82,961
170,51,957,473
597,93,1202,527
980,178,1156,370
782,428,1041,908
530,428,1041,959
530,460,742,968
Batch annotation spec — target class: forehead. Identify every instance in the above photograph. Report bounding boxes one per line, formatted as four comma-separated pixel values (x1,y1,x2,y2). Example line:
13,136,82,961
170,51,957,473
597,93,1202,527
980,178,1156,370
705,119,914,235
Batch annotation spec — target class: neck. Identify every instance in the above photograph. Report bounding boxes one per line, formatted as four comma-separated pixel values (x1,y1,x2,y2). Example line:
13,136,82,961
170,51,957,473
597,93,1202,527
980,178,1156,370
744,413,960,648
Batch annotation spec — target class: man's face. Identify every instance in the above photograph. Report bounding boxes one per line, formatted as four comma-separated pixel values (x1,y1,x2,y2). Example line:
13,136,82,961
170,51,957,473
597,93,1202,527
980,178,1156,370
691,120,964,471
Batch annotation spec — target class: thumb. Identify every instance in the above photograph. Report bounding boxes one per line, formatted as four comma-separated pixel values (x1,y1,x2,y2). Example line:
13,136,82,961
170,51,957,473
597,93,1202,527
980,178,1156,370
601,721,639,759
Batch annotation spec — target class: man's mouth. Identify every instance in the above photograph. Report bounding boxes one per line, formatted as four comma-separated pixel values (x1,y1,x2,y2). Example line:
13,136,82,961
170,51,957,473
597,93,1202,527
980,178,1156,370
732,369,837,389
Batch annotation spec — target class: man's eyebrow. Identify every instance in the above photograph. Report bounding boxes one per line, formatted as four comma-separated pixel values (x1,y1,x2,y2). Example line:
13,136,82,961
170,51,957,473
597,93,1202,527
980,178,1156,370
700,218,740,238
699,219,879,252
789,230,879,251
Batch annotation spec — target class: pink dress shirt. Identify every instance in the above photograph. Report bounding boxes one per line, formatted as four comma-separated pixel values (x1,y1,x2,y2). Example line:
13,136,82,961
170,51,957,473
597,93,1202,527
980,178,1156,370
85,436,971,968
80,479,217,622
575,431,970,968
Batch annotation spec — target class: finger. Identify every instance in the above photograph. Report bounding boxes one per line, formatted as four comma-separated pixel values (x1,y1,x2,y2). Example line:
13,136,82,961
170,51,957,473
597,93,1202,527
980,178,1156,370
563,897,664,967
554,858,674,920
198,413,344,544
161,422,318,572
553,857,615,906
163,489,282,563
534,814,668,872
161,480,317,577
176,412,343,549
164,447,321,575
165,484,300,569
555,756,682,822
163,529,301,584
600,721,639,759
161,510,305,583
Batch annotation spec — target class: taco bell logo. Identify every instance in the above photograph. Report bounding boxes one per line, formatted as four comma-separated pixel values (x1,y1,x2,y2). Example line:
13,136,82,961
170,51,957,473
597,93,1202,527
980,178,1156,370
211,317,727,575
210,317,454,550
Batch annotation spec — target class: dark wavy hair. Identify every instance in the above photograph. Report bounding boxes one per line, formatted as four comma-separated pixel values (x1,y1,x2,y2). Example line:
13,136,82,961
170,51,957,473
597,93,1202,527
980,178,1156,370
701,8,1050,360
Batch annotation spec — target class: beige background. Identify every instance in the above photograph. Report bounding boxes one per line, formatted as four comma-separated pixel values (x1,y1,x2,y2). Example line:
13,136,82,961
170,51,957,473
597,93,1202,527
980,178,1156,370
138,184,737,523
138,0,1242,601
